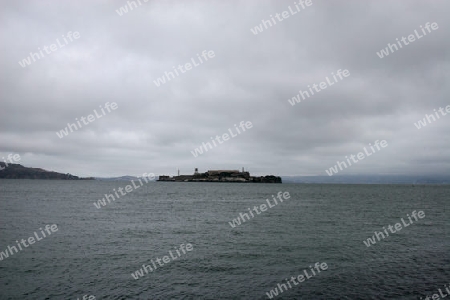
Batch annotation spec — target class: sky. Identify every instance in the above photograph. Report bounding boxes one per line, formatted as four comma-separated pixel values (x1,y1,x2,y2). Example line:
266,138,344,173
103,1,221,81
0,0,449,177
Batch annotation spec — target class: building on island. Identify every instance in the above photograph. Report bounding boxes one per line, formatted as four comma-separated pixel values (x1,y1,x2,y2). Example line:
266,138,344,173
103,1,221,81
157,168,281,183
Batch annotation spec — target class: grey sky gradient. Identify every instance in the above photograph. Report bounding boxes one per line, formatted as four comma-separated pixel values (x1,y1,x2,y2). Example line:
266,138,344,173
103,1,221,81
1,0,449,177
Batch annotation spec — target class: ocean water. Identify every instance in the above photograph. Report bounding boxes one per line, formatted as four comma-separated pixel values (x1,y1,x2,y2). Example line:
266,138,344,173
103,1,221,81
0,180,448,300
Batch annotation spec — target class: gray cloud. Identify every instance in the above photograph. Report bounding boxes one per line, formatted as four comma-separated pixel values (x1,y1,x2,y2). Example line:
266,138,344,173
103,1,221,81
1,0,449,177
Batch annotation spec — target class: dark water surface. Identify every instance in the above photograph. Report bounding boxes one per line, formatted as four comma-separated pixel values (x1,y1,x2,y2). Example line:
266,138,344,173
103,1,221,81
0,180,448,299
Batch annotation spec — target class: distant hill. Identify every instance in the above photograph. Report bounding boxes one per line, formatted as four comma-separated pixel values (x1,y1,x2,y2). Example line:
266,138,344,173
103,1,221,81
0,163,94,180
95,175,161,181
95,176,140,181
281,175,450,184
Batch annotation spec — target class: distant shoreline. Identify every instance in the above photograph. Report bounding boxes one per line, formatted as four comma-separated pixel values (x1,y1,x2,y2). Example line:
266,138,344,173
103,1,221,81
0,178,449,185
1,163,448,184
0,163,94,180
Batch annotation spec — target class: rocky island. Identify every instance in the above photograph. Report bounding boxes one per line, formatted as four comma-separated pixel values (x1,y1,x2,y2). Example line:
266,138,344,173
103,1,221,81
158,168,282,183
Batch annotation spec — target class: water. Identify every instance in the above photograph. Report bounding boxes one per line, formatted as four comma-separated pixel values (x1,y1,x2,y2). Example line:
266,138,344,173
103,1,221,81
0,180,449,299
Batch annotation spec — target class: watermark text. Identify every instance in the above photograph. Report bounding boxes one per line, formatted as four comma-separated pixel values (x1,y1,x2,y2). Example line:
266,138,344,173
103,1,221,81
18,31,80,68
363,210,425,247
191,121,252,157
288,69,350,106
325,140,388,176
153,50,215,87
376,22,438,58
56,102,118,139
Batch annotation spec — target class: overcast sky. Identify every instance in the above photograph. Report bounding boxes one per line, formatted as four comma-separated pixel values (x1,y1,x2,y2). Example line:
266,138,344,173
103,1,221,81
1,0,449,177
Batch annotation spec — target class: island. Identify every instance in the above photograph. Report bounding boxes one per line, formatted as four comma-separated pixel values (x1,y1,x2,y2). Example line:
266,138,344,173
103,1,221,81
158,168,282,183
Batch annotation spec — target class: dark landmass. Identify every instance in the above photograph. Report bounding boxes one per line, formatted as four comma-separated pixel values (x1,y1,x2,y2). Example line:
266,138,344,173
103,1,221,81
0,163,94,180
282,175,450,184
158,169,282,183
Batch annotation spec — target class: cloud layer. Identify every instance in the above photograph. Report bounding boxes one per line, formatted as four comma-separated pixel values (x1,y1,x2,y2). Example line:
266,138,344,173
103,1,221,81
1,0,449,177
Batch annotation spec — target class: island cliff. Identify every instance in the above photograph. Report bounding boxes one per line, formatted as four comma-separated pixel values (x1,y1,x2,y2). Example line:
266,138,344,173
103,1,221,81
158,168,282,183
